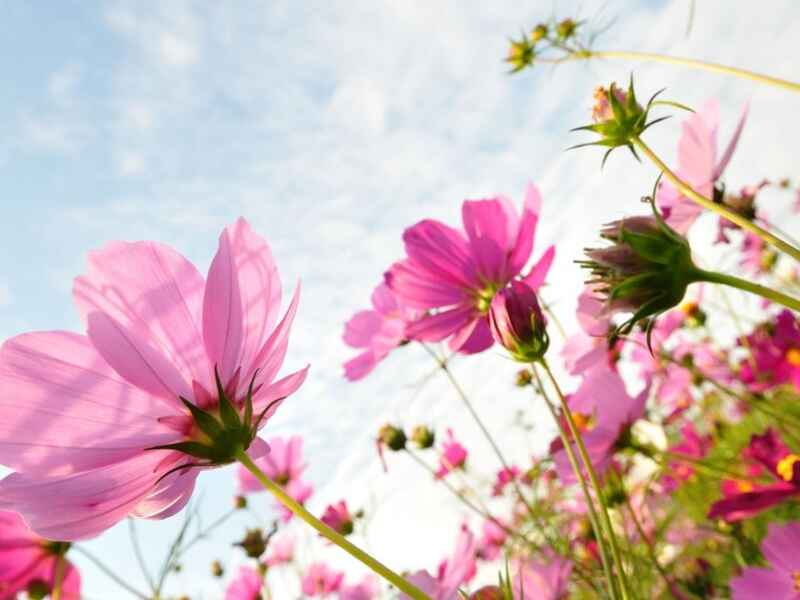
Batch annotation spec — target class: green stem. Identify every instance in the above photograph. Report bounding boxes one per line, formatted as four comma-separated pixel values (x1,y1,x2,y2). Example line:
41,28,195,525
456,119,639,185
539,359,632,600
589,50,800,93
631,135,800,264
531,365,619,600
691,268,800,312
235,448,431,600
72,545,150,600
51,556,66,600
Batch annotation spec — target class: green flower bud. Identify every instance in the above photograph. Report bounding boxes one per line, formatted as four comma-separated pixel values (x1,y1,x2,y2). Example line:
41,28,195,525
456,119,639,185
410,425,435,449
506,35,535,73
235,529,267,559
378,423,407,451
530,23,549,42
555,18,577,39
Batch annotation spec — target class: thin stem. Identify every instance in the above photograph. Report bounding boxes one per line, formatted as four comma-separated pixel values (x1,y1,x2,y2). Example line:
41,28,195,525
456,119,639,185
580,49,800,93
128,519,156,593
72,545,150,600
530,365,619,600
692,268,800,312
539,359,632,600
178,507,238,556
631,135,800,263
235,448,431,600
154,504,195,598
51,556,66,600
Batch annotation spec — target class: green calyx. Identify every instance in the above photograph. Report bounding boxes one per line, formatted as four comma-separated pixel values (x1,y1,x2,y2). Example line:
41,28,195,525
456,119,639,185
150,368,269,466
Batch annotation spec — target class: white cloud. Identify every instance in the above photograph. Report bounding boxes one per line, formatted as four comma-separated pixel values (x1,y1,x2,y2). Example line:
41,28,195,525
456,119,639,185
158,32,198,67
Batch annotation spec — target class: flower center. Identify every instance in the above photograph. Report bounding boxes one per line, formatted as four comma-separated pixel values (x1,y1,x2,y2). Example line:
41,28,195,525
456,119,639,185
736,480,753,493
474,283,499,314
786,348,800,367
793,571,800,592
777,454,800,482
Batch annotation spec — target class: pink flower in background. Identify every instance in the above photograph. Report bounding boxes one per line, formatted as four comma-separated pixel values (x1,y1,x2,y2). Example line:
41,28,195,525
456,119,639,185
740,231,774,275
661,423,711,492
274,479,314,522
301,563,344,597
435,429,468,479
386,183,555,354
561,286,616,376
321,500,354,535
265,534,294,567
238,435,307,492
514,553,572,600
343,283,416,380
0,218,308,540
0,511,81,600
730,522,800,599
225,566,264,600
491,466,520,496
401,525,477,600
656,99,748,233
739,310,800,392
338,575,379,600
477,518,508,560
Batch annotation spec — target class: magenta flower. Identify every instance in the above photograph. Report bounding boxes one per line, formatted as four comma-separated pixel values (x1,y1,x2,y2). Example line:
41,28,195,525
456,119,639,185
739,310,800,393
656,99,749,233
491,466,521,497
343,283,416,381
338,575,379,600
321,500,354,536
488,280,549,362
730,522,800,599
435,429,468,479
401,525,477,600
0,511,80,600
661,423,711,493
514,553,572,600
386,183,555,354
0,218,307,540
264,533,294,567
477,518,508,561
301,562,344,597
561,286,616,376
237,435,314,522
225,566,264,600
709,429,800,521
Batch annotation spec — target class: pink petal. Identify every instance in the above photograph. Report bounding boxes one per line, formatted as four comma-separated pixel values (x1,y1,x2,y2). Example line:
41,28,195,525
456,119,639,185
252,366,309,420
761,522,800,573
343,351,378,381
371,282,399,315
385,260,466,309
406,306,474,343
87,311,191,402
247,282,301,386
402,220,477,290
522,245,555,291
73,240,208,388
462,197,517,282
0,331,179,476
507,183,542,277
343,311,383,348
713,102,749,181
454,317,493,354
730,566,795,600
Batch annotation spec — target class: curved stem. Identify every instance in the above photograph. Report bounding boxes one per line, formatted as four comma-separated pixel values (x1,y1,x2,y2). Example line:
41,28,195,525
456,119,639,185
72,545,150,600
631,135,800,263
235,448,431,600
530,365,620,600
587,50,800,93
691,268,800,312
539,359,632,600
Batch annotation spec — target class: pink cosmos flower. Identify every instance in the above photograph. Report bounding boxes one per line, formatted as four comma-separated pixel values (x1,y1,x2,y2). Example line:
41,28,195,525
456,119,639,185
301,563,344,597
661,423,711,492
739,310,800,392
343,283,416,381
435,429,468,479
225,566,264,600
491,466,520,497
561,286,617,376
656,99,748,233
514,553,572,600
338,575,379,600
0,218,308,540
709,429,800,521
264,534,294,567
401,525,477,600
236,435,314,522
0,511,81,600
730,522,800,599
386,183,555,354
740,231,774,275
321,500,354,536
477,518,508,561
552,368,646,485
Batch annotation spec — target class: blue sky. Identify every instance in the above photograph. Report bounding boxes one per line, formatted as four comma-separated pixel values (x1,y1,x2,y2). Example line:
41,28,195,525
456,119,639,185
1,1,798,597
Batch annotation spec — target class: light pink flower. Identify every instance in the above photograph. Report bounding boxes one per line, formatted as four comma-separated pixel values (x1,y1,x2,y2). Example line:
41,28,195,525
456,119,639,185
225,566,264,600
401,525,477,600
386,183,555,354
514,553,572,599
740,231,773,275
730,522,800,599
338,575,379,600
343,283,416,380
301,563,344,597
491,466,520,497
561,286,615,375
656,99,748,233
264,534,294,567
661,423,711,492
477,518,508,561
435,429,468,479
237,435,314,522
321,500,354,536
0,511,81,600
0,218,307,540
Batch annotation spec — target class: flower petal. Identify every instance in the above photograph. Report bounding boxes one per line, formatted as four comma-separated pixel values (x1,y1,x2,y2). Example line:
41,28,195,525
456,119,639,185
406,306,475,343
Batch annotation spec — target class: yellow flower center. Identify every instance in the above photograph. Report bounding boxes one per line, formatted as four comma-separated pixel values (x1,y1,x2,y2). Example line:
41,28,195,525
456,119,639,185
571,412,592,432
794,571,800,591
736,480,753,493
680,301,698,315
786,348,800,367
777,454,800,482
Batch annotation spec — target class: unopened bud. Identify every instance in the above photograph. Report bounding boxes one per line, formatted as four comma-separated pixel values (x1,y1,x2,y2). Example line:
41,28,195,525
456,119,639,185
236,529,267,559
411,425,435,449
234,495,248,509
530,23,548,42
515,368,532,387
506,36,534,73
211,560,224,578
378,423,407,451
556,18,577,39
471,586,504,600
489,281,549,363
